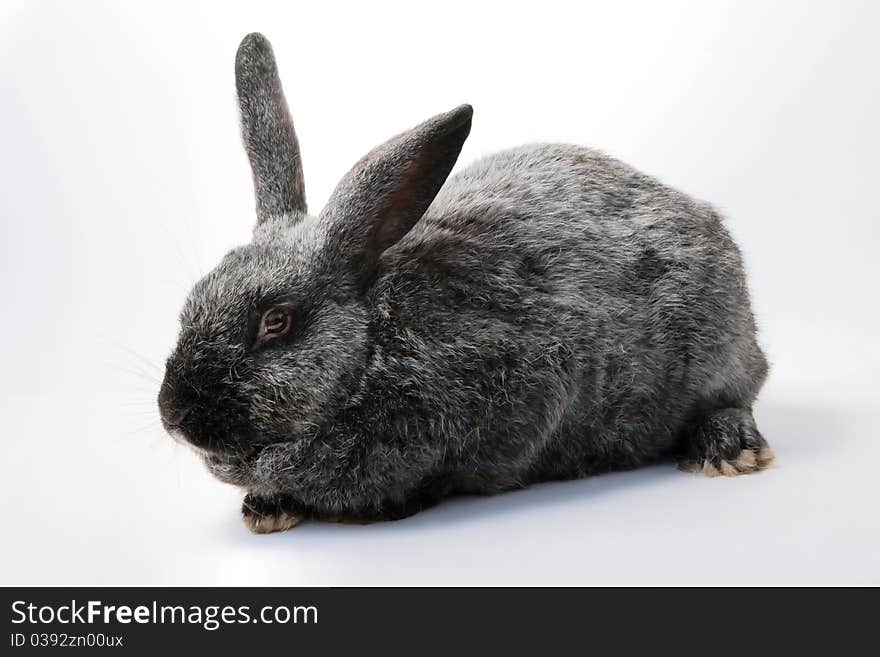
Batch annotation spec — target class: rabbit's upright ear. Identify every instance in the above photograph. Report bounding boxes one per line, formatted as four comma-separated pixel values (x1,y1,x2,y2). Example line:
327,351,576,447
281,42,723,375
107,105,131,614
320,105,473,281
235,33,307,225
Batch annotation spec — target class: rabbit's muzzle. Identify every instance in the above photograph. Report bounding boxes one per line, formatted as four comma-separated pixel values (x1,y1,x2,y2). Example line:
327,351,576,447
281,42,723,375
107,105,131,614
157,371,201,447
157,359,252,455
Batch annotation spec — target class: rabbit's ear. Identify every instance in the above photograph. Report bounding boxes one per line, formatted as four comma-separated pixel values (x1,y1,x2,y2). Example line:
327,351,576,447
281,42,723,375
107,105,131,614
320,104,472,280
235,33,307,224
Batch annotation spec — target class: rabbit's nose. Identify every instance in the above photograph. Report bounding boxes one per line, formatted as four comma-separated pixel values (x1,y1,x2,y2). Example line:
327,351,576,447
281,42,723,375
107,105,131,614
157,382,192,430
164,406,191,427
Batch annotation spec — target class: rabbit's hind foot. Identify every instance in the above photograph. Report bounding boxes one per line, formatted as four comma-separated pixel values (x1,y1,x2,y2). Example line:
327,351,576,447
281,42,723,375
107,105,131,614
242,493,304,534
676,407,774,478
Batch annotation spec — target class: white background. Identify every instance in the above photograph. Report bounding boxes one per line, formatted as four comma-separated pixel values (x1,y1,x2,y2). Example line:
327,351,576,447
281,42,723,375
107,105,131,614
2,0,878,585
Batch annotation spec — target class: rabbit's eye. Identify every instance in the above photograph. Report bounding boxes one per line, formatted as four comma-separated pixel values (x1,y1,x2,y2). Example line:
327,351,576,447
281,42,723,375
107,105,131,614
258,307,291,340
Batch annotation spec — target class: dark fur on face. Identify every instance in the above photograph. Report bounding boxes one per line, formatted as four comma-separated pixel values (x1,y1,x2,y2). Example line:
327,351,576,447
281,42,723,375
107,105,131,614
159,231,371,455
159,33,772,531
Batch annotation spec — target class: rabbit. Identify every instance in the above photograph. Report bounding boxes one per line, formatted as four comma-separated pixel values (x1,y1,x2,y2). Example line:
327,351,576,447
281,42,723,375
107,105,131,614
158,33,773,534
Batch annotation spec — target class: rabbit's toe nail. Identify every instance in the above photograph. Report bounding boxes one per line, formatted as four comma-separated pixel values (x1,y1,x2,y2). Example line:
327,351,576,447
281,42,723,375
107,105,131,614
678,447,774,477
679,447,775,479
729,447,774,474
719,460,739,477
244,510,302,534
732,449,758,472
756,446,775,467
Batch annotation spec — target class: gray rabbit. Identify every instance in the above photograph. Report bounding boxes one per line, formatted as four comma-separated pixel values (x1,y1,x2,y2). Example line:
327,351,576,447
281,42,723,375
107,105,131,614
158,33,772,533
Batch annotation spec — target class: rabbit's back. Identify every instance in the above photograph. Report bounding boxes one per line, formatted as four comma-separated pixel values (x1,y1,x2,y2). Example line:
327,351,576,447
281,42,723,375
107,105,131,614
380,144,766,485
407,143,759,372
419,143,738,290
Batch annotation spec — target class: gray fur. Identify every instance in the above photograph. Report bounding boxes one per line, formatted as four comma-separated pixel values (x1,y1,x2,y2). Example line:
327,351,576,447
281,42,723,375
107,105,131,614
235,33,307,222
159,34,769,527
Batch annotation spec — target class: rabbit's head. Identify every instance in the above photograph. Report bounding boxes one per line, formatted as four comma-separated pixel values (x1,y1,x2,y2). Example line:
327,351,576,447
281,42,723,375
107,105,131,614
157,33,471,456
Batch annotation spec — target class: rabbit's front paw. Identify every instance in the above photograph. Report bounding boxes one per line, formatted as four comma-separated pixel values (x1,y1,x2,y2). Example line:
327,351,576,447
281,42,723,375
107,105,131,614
241,493,303,534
